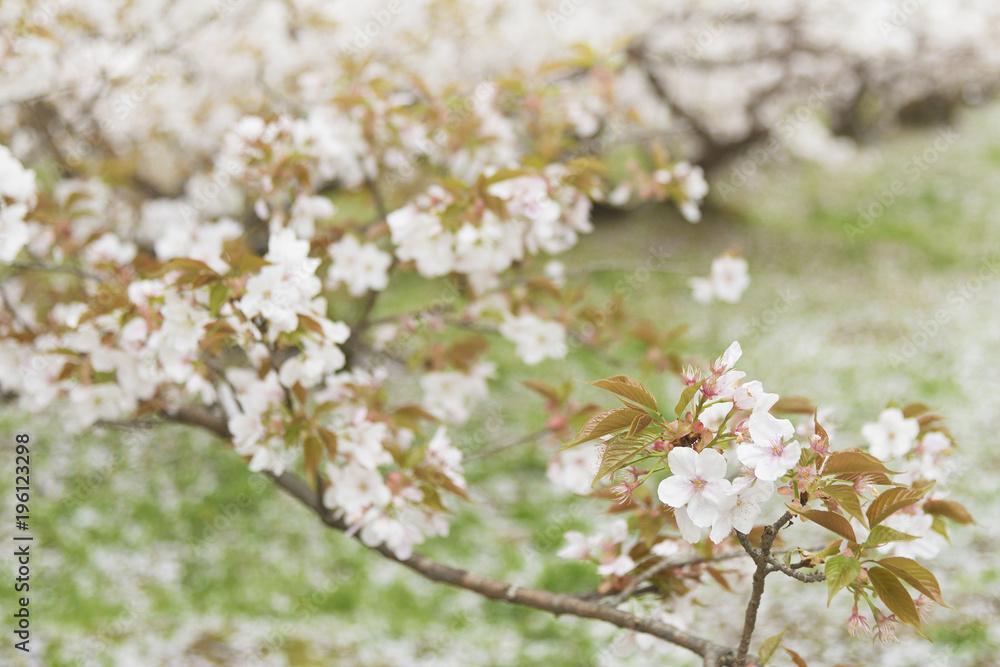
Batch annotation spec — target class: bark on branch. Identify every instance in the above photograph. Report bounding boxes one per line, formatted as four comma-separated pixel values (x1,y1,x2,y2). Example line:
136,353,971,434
164,404,755,666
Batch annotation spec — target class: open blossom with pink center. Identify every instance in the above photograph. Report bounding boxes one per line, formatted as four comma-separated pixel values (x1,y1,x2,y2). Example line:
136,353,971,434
737,412,801,481
862,407,919,460
657,448,733,528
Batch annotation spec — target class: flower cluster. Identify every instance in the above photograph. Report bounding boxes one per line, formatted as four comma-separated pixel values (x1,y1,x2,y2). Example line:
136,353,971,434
553,341,968,646
0,144,36,262
386,166,594,294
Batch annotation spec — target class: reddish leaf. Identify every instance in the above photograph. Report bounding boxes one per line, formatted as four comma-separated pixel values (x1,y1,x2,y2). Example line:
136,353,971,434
627,412,653,438
821,449,896,475
588,375,659,411
867,485,933,527
797,509,857,543
923,499,975,525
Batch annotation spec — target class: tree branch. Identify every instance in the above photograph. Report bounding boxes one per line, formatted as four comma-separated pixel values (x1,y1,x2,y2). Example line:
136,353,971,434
733,512,798,666
164,405,755,666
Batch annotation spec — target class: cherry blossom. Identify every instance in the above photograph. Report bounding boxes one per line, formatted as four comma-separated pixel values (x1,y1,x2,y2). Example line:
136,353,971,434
690,254,751,304
880,509,946,560
862,408,920,460
598,554,636,576
657,448,733,528
419,364,493,424
737,412,801,481
327,235,393,297
733,380,779,413
499,313,568,365
547,446,602,496
323,461,392,523
556,531,594,560
708,477,774,543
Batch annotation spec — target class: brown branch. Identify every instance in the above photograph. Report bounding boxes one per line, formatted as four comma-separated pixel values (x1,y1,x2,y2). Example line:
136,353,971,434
733,512,799,666
164,404,753,666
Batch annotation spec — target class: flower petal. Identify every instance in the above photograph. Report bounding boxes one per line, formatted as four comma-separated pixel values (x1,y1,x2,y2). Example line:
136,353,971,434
657,476,693,508
667,446,698,477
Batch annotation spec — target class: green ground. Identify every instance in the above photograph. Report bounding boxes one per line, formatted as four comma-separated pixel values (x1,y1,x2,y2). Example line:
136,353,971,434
2,104,1000,666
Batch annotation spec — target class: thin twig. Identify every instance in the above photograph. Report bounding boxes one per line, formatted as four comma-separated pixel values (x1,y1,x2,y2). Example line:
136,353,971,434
464,428,553,461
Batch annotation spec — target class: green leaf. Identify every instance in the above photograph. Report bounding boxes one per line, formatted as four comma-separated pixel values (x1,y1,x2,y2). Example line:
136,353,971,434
208,283,230,317
876,557,946,605
592,432,657,487
821,483,868,527
868,567,928,638
863,525,920,548
674,379,706,418
758,628,786,665
797,509,857,543
815,539,844,559
588,375,658,411
821,449,896,475
825,555,861,606
238,254,271,274
160,257,220,277
867,485,934,527
559,406,647,450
